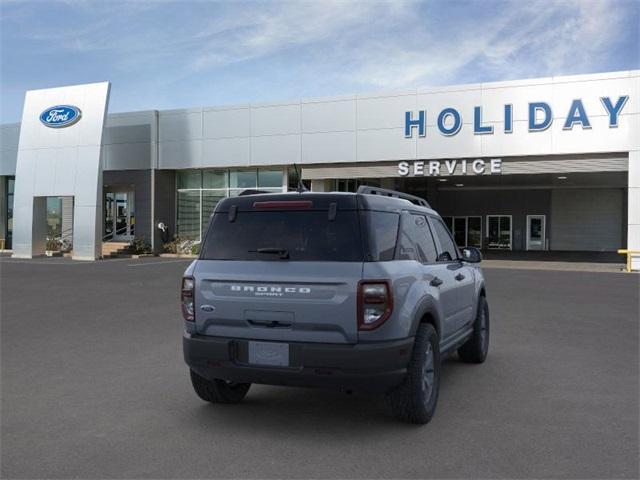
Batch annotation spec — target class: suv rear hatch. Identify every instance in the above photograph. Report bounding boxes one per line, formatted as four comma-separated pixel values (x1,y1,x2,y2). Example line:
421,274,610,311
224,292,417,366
193,194,363,344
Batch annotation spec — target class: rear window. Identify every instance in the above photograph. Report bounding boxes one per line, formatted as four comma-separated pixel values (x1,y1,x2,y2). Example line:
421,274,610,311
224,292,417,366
201,210,364,262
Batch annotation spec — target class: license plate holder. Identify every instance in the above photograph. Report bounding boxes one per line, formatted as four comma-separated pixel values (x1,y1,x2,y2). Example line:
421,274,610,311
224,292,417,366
248,341,290,367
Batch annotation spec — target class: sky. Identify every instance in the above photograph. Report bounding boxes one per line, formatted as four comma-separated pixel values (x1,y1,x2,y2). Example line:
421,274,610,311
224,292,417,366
1,0,639,123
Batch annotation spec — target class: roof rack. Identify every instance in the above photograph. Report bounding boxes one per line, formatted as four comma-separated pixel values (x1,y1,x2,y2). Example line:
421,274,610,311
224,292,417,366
356,185,431,208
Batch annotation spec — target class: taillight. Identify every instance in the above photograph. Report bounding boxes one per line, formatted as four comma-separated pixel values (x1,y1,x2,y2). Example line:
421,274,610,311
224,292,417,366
181,276,195,322
358,281,393,330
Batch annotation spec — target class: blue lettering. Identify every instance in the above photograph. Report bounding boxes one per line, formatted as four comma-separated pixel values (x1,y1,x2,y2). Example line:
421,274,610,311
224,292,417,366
473,106,493,134
504,104,513,133
405,110,425,137
563,99,591,130
529,102,552,131
437,108,462,136
600,96,629,127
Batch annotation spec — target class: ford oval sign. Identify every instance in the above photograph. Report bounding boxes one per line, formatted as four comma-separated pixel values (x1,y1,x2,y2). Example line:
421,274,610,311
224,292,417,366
39,105,82,128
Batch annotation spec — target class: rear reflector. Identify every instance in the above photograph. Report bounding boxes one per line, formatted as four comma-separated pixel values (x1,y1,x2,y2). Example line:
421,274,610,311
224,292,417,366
253,200,313,209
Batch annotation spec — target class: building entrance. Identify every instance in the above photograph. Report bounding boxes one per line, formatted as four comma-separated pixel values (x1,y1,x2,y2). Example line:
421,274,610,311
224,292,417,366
104,189,134,241
526,215,546,251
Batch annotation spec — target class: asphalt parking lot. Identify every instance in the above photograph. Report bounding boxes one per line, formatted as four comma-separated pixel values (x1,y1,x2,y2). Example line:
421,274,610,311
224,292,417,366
1,257,638,479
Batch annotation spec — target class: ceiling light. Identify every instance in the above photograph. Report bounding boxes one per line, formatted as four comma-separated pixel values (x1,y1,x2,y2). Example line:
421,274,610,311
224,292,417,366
557,176,567,180
438,178,448,182
455,183,464,187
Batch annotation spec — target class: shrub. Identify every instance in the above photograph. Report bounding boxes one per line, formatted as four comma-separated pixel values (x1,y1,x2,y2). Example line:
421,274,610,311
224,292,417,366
129,238,152,254
163,236,197,255
45,237,59,251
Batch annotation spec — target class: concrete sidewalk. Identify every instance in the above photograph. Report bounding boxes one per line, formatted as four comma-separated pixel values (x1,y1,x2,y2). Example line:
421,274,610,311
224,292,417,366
482,259,627,273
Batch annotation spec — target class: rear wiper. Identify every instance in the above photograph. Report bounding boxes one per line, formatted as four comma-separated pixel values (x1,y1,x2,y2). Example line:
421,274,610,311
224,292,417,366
249,247,290,259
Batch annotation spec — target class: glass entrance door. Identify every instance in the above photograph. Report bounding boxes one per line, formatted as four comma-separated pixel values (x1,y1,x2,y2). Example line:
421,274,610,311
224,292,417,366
526,215,546,251
104,190,134,241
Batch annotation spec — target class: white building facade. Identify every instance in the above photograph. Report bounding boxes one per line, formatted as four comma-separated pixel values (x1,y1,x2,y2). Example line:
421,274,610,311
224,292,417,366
1,71,638,267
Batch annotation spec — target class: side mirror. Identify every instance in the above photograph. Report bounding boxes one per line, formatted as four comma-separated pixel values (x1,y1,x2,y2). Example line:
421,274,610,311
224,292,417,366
436,251,453,262
461,246,482,263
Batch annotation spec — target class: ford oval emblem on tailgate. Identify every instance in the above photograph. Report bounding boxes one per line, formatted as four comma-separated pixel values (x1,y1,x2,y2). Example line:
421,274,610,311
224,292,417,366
39,105,82,128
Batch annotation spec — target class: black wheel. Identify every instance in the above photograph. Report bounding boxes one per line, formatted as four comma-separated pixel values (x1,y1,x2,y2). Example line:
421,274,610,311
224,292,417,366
189,370,251,404
458,295,490,363
387,323,440,425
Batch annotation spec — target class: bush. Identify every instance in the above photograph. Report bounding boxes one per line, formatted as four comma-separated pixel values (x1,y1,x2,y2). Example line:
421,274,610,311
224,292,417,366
129,238,152,254
45,237,59,251
191,242,201,255
163,236,197,255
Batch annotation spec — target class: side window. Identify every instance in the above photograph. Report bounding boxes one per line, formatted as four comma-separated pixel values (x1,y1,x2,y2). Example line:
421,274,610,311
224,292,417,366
442,216,453,233
397,213,437,263
431,217,458,262
365,211,399,261
417,215,439,262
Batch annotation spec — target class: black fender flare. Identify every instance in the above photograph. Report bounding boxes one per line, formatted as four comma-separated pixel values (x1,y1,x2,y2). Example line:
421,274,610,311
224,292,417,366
476,281,487,310
409,295,443,338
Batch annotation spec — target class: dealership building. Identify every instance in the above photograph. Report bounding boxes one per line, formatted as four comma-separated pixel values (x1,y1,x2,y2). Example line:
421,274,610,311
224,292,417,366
0,70,639,268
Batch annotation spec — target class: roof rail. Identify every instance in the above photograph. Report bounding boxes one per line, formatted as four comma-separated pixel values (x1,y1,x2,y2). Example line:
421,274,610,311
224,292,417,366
356,185,431,208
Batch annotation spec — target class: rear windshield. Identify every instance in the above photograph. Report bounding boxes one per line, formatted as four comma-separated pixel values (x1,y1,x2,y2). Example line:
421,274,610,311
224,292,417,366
201,210,364,262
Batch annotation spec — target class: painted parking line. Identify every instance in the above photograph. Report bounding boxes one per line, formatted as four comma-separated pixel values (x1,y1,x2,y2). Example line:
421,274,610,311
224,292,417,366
127,259,192,267
0,259,88,265
0,257,133,265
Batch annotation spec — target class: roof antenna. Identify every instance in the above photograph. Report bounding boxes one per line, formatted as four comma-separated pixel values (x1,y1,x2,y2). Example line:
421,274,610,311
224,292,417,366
293,163,308,193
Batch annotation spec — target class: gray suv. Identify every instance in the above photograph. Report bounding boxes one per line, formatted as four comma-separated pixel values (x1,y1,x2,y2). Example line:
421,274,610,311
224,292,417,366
182,186,489,424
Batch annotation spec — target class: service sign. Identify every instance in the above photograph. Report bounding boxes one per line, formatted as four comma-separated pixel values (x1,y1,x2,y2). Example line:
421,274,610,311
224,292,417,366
39,105,82,128
398,158,502,177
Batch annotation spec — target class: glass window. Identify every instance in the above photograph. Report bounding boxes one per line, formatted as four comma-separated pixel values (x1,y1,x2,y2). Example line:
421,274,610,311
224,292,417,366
287,167,310,191
6,177,14,247
46,197,62,237
415,215,438,262
432,217,458,262
364,211,399,261
201,191,226,238
442,217,453,233
201,210,363,262
177,170,201,189
177,190,200,240
487,216,511,249
258,169,282,189
397,214,437,263
453,217,467,246
467,217,482,248
203,170,227,189
177,168,285,241
230,170,257,189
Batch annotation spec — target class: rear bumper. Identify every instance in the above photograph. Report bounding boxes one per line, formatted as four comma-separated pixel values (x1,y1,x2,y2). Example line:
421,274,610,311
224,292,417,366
183,333,414,393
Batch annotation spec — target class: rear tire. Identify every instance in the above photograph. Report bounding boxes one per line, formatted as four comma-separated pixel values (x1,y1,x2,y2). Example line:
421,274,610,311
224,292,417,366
387,323,440,425
189,370,251,404
458,295,490,364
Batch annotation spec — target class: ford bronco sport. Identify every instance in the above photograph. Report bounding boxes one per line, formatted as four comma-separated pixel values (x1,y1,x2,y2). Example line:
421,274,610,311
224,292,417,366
182,186,489,424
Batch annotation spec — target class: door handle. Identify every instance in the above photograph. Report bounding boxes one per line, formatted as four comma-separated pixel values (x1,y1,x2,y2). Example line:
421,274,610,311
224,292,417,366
455,273,465,281
430,277,443,287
